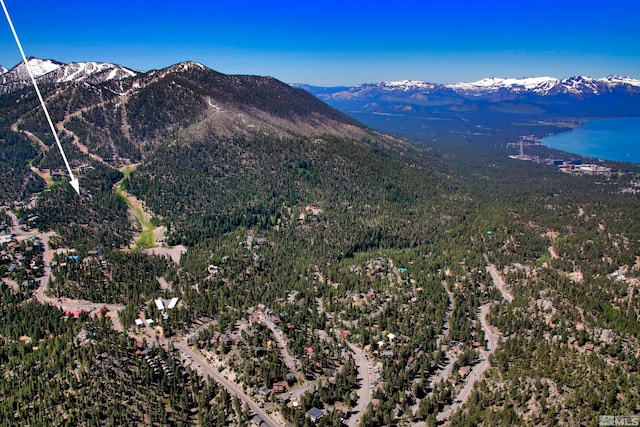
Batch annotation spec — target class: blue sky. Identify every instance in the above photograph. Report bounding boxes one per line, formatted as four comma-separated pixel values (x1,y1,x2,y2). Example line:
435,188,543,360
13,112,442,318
1,0,638,85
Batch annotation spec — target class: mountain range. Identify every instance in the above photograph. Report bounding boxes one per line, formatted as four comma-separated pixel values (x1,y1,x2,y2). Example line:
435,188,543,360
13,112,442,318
293,75,640,144
297,75,640,102
296,75,640,124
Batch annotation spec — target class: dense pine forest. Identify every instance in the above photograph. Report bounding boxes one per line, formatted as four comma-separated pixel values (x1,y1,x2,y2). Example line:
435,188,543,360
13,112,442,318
1,62,639,426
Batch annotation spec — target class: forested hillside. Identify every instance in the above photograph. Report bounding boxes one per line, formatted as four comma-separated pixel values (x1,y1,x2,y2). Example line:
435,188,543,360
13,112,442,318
1,60,639,426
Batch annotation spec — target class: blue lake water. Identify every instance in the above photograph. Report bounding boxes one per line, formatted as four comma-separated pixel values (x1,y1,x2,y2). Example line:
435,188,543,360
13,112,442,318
542,117,640,164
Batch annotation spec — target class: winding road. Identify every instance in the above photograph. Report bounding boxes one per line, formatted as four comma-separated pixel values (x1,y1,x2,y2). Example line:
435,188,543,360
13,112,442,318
6,210,126,330
16,202,508,426
411,287,456,417
413,264,511,425
264,308,374,427
487,264,514,303
435,265,510,422
435,302,500,422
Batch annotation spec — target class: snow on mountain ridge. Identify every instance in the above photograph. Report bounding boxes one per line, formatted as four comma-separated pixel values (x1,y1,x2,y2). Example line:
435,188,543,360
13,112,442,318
58,62,115,82
444,75,640,95
1,58,137,94
0,65,8,75
447,76,559,91
383,80,436,90
54,61,137,83
598,76,640,88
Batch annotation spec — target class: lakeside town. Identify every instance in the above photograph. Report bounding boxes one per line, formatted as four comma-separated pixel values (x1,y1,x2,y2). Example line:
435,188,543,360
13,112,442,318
507,135,613,175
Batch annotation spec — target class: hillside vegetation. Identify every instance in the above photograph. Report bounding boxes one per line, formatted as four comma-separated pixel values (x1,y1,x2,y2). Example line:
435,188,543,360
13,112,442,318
0,61,639,426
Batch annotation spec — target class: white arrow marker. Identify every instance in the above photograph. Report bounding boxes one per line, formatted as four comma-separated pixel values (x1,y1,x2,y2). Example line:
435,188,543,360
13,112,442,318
1,0,80,194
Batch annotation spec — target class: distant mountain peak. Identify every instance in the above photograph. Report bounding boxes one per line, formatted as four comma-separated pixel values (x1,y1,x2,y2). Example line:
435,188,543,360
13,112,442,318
1,57,137,93
15,57,64,78
598,75,640,87
163,61,208,73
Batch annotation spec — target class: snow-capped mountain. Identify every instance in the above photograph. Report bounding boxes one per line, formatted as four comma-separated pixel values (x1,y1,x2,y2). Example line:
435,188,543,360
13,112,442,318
2,58,63,84
297,74,640,123
447,76,560,93
45,61,137,85
300,75,640,102
446,75,640,96
0,57,137,93
0,65,8,75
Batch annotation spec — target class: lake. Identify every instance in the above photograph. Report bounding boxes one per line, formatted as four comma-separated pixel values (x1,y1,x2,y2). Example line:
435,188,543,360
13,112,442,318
542,117,640,164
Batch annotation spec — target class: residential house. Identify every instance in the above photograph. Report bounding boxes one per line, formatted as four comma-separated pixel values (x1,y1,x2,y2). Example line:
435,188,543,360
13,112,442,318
258,386,271,398
285,373,296,384
458,366,471,379
306,407,324,423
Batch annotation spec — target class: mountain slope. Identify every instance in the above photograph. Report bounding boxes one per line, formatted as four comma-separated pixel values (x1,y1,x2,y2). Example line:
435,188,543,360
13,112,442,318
1,59,408,242
1,59,373,169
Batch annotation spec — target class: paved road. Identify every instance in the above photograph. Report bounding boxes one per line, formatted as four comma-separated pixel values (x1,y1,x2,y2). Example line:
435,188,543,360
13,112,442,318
487,264,514,303
262,315,298,373
176,343,282,427
436,288,455,347
346,343,373,427
430,288,457,386
412,287,457,416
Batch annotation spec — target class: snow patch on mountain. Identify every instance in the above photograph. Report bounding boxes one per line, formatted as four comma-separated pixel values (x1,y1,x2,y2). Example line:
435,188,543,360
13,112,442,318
383,80,437,90
0,66,7,84
57,62,115,82
168,61,207,72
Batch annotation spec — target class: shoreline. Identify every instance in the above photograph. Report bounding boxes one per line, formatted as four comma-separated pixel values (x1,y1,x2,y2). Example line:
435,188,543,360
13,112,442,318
540,116,640,164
